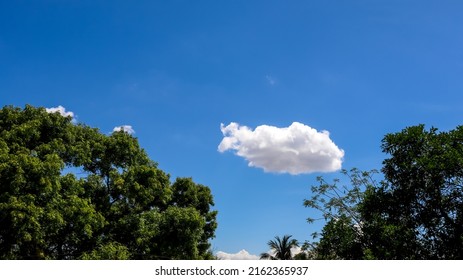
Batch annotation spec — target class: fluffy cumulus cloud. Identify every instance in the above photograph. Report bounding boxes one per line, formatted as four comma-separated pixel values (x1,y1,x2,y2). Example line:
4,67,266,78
46,106,76,122
113,125,135,135
218,122,344,175
216,250,259,260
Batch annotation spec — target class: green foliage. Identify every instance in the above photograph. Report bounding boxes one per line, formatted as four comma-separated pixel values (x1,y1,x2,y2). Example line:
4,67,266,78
315,214,363,259
303,168,378,259
305,125,463,259
361,124,463,259
0,105,217,259
80,242,131,260
304,168,377,228
171,177,218,258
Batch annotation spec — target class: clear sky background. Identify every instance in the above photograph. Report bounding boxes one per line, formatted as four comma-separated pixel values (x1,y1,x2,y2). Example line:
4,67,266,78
1,0,463,259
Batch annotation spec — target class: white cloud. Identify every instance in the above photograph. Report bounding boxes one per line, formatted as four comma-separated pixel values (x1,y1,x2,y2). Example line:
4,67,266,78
216,249,259,260
46,106,76,122
113,125,135,135
263,246,303,259
266,75,276,86
291,246,302,256
218,122,344,175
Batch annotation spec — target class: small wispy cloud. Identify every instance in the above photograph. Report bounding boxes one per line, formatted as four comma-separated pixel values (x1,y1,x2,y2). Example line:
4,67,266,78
218,122,344,175
46,106,76,122
216,249,259,260
266,75,276,86
113,125,135,135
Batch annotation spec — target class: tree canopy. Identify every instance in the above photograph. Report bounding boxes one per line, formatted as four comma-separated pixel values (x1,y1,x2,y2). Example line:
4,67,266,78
0,105,217,259
304,168,377,259
304,125,463,259
361,124,463,259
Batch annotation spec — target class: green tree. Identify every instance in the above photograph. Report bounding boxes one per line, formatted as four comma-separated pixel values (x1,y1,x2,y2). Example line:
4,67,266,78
80,242,131,260
304,168,378,259
361,125,463,259
170,177,218,259
0,105,217,259
314,214,363,259
260,235,298,260
305,125,463,259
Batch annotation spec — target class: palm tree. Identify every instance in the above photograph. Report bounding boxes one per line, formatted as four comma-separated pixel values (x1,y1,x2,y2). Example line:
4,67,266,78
260,235,298,260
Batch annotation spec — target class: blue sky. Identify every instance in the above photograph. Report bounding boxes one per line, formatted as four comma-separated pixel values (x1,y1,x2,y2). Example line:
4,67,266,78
1,0,463,258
